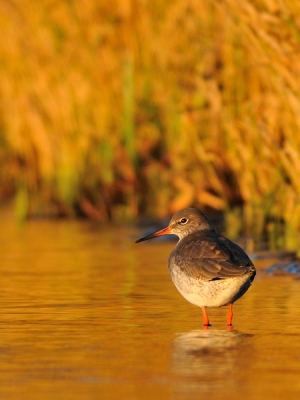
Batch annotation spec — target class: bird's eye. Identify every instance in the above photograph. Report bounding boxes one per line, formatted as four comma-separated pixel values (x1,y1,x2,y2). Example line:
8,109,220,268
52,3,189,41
179,218,188,224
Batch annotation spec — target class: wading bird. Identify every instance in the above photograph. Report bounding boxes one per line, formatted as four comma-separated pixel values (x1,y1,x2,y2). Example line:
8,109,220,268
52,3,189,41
136,208,256,328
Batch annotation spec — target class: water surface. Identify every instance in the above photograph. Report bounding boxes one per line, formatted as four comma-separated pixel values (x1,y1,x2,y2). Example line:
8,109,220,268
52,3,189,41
0,211,300,399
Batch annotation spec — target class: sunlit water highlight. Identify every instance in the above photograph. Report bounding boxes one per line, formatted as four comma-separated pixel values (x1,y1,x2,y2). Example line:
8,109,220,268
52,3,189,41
0,211,300,399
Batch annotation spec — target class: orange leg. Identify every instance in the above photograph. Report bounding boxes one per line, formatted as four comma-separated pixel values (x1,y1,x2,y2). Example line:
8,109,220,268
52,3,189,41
201,306,211,327
226,303,233,326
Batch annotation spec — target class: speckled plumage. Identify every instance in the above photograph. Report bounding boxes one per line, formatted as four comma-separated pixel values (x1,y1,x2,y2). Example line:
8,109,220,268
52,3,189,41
136,208,256,327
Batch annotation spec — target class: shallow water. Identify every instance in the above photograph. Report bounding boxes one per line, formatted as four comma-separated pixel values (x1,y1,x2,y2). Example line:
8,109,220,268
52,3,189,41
0,211,300,399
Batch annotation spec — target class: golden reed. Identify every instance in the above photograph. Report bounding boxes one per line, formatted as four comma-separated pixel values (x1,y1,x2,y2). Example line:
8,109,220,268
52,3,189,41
0,1,299,249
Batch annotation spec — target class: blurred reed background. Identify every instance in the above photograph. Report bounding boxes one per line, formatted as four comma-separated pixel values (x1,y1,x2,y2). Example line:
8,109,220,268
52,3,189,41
0,0,300,249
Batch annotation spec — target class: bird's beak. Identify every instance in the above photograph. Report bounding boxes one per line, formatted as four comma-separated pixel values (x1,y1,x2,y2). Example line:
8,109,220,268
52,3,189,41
135,226,171,243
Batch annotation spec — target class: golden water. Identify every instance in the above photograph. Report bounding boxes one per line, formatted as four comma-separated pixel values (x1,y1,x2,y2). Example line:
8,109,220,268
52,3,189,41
0,211,300,399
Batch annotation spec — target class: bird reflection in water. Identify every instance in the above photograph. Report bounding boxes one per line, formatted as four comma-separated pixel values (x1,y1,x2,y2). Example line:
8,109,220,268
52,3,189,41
171,330,253,396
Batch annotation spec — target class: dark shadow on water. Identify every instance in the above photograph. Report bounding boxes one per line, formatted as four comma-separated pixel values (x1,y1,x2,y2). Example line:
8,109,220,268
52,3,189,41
264,259,300,276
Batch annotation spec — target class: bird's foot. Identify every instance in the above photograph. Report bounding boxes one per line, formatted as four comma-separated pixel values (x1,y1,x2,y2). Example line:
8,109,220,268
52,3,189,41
226,324,234,331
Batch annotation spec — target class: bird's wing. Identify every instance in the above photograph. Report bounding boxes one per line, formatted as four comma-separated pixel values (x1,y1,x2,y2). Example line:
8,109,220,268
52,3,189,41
218,234,254,267
172,232,255,281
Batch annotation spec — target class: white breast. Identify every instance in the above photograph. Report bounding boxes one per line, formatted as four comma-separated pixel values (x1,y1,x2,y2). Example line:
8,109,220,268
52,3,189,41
169,264,252,308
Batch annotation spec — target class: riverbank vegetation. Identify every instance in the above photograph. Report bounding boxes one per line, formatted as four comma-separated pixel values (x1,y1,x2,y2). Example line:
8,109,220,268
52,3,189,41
1,1,300,248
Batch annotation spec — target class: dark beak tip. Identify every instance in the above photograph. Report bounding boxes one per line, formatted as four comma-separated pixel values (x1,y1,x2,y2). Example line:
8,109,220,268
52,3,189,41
135,236,152,243
135,233,158,243
135,226,170,244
